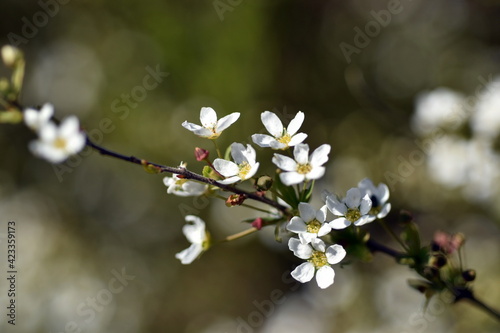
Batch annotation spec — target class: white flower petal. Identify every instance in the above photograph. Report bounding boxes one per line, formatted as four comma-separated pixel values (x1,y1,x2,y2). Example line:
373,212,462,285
326,244,346,265
269,140,287,150
200,107,217,128
175,243,203,264
298,202,316,222
216,112,240,132
272,154,297,171
252,134,276,148
359,194,372,215
329,217,351,230
193,128,214,138
377,183,390,203
353,215,371,226
213,159,239,177
287,217,308,233
288,132,308,146
345,188,362,208
288,237,313,259
279,172,304,186
377,203,391,218
230,142,247,164
316,205,328,222
293,143,310,165
183,215,206,244
298,232,317,245
217,176,241,184
59,116,80,138
287,111,304,135
261,111,284,137
309,144,331,166
291,262,315,283
316,266,335,289
305,166,325,180
317,223,332,237
310,238,326,252
326,195,347,216
181,121,203,132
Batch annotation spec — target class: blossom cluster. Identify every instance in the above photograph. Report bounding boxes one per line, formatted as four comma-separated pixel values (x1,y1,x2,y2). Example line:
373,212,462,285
19,102,393,290
172,107,392,289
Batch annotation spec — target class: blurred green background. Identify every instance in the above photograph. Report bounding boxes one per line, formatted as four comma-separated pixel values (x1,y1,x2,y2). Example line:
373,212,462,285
0,0,500,332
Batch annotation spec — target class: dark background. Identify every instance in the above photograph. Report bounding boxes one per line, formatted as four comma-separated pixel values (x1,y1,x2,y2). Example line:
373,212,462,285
0,0,499,332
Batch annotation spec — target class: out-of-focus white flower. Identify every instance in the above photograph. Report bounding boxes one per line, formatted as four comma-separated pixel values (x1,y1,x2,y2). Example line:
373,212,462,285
163,162,207,197
29,116,86,164
287,203,331,244
412,88,467,135
23,103,54,131
326,188,372,229
288,238,346,289
182,107,240,139
426,135,469,188
252,111,307,149
471,77,500,139
213,143,260,184
272,143,330,186
176,215,210,264
358,178,391,221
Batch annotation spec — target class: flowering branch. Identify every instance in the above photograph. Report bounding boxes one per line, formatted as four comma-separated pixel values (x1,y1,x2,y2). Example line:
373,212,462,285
85,137,290,214
2,45,500,323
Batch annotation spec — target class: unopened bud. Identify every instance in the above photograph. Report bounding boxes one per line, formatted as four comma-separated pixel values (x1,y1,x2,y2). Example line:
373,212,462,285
195,147,209,161
430,253,447,268
408,279,433,294
251,217,264,230
462,269,476,282
1,45,22,68
225,194,246,207
254,175,273,191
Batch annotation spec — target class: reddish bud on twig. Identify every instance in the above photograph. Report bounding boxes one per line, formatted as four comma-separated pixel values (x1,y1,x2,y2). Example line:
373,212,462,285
251,217,264,230
225,194,247,207
195,147,209,161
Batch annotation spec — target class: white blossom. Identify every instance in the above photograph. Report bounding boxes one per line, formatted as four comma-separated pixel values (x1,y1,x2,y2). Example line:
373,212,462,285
288,238,346,289
29,116,86,164
272,143,330,185
213,143,260,184
182,107,240,139
24,103,54,131
358,178,391,221
163,162,207,197
252,111,307,149
326,188,372,229
287,203,331,244
176,215,210,264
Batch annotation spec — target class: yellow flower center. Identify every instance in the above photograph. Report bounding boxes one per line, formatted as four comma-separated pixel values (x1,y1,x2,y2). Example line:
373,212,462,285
345,208,361,222
306,219,322,233
207,127,220,140
53,137,67,149
297,163,312,175
277,132,292,146
238,161,252,179
309,250,328,268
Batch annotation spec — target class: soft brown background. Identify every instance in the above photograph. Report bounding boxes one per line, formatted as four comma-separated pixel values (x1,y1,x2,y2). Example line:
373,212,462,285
0,0,499,332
